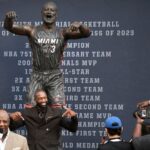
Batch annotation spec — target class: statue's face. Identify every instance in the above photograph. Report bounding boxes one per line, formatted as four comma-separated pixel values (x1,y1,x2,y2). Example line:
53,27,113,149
41,2,57,24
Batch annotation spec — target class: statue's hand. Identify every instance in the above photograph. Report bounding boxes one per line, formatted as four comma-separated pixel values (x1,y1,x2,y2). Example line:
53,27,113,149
5,11,17,20
69,21,82,32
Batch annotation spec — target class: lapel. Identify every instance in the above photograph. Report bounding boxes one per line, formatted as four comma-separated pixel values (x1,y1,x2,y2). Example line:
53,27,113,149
30,106,44,124
45,107,60,121
45,107,54,121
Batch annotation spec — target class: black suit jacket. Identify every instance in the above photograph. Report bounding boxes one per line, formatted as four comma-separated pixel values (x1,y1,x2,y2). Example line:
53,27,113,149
132,135,150,150
97,140,133,150
10,106,78,150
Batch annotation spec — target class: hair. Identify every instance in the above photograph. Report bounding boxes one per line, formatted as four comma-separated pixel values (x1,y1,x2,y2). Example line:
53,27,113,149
107,128,122,136
0,109,10,125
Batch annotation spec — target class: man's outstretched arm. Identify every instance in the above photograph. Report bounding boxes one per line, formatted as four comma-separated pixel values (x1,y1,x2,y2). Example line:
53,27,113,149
9,111,25,130
61,108,78,132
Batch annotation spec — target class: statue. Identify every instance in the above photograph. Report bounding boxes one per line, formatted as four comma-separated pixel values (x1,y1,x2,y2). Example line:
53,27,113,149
4,1,91,107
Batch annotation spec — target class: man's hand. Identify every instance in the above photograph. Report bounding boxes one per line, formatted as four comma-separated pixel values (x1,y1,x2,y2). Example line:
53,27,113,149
9,112,24,121
101,136,107,144
137,100,150,108
62,108,77,118
5,11,17,20
134,112,144,124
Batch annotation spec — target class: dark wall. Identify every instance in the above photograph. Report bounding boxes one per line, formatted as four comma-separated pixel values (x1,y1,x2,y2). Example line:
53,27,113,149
0,0,150,149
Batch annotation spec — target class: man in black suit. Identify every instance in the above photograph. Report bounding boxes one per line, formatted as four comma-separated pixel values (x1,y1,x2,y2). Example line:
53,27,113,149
9,89,78,150
132,102,150,150
97,116,133,150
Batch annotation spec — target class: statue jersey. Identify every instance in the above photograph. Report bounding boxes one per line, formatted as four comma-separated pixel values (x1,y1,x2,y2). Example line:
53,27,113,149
28,25,65,71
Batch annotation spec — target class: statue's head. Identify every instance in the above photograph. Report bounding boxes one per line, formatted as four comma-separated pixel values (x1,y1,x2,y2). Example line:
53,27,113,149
41,1,58,25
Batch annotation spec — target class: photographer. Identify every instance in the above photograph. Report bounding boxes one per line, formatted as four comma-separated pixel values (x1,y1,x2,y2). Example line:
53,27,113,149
132,101,150,150
133,100,150,137
97,116,133,150
133,112,144,137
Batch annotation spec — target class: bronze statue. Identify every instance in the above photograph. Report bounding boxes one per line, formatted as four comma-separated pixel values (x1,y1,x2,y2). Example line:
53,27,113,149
4,1,91,107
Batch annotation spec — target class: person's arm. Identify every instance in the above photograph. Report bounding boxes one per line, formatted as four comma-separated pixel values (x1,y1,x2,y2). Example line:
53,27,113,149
60,108,78,132
101,136,107,144
4,11,32,36
62,21,91,40
133,112,144,138
9,112,25,130
137,100,150,108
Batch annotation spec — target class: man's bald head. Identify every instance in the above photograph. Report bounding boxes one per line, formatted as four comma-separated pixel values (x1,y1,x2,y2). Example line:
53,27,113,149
0,109,10,134
0,109,10,125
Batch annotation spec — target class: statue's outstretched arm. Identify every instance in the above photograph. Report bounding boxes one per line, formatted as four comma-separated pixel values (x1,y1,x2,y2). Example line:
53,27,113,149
63,21,91,40
4,11,32,36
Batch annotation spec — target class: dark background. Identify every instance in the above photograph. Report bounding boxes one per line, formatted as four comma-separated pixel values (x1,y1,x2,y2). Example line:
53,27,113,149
0,0,150,149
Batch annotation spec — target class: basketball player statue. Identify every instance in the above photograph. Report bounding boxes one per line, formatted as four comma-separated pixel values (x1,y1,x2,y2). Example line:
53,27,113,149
4,1,91,107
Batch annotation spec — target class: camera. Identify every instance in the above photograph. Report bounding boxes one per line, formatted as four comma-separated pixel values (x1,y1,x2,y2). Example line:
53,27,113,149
134,106,150,119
